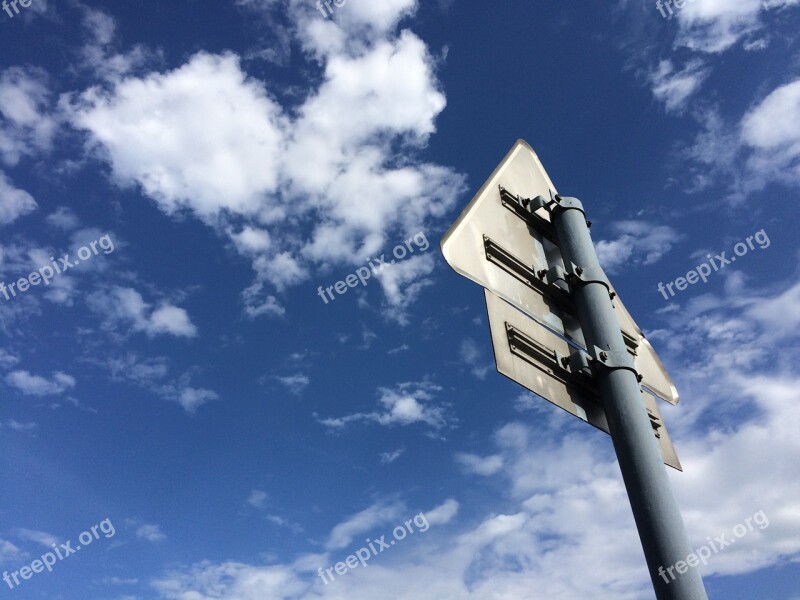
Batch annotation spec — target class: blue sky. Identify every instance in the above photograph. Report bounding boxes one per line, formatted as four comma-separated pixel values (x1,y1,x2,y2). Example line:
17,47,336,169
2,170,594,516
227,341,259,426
1,1,799,598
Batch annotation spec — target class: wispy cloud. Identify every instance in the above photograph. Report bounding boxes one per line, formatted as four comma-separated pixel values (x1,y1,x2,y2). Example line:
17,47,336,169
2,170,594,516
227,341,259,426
316,381,450,431
5,370,75,396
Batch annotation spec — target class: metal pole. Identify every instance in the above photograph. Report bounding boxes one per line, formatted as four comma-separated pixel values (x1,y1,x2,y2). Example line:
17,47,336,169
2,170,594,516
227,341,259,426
549,195,708,600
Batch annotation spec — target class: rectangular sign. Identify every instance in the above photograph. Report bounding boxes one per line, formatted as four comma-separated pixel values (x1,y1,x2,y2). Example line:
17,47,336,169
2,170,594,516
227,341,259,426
484,289,681,470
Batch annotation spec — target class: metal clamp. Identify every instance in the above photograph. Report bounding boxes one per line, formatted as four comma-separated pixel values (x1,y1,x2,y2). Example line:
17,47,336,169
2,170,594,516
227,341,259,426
590,346,641,379
551,194,586,217
565,262,612,294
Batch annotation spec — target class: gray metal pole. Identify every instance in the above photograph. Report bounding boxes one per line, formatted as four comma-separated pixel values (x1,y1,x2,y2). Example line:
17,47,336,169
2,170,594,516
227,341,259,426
549,196,708,600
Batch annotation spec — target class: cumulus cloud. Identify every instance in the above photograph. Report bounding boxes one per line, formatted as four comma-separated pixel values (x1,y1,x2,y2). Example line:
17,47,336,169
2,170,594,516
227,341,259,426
68,1,464,320
88,286,198,338
71,53,286,222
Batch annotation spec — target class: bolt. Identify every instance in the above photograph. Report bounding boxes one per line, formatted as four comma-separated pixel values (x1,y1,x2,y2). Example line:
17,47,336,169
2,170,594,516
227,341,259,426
599,351,608,362
575,267,584,276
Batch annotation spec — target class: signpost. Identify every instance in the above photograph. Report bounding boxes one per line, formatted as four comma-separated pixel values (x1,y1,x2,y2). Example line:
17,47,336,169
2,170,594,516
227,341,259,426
440,140,678,405
441,140,708,600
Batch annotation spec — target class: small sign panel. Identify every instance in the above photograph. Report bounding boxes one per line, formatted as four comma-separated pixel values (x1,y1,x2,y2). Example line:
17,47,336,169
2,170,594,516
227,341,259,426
484,289,681,470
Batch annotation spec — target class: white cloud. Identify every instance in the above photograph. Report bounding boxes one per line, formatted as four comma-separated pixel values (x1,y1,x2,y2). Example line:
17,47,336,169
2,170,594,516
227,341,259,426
176,387,218,413
649,59,710,113
154,561,308,599
148,305,198,338
5,420,37,431
136,524,166,543
459,338,492,380
376,254,438,324
0,172,37,225
0,67,57,166
14,528,58,547
68,2,464,319
425,498,459,525
247,490,268,509
148,272,800,599
682,79,800,197
72,52,286,222
78,4,155,82
746,282,800,336
455,453,504,476
0,539,23,565
325,500,405,550
5,370,75,396
316,381,449,431
674,0,800,53
595,220,682,273
380,447,405,464
274,373,310,395
100,353,218,414
89,286,198,338
740,78,800,188
230,226,272,254
45,206,80,230
0,348,20,368
242,281,286,318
